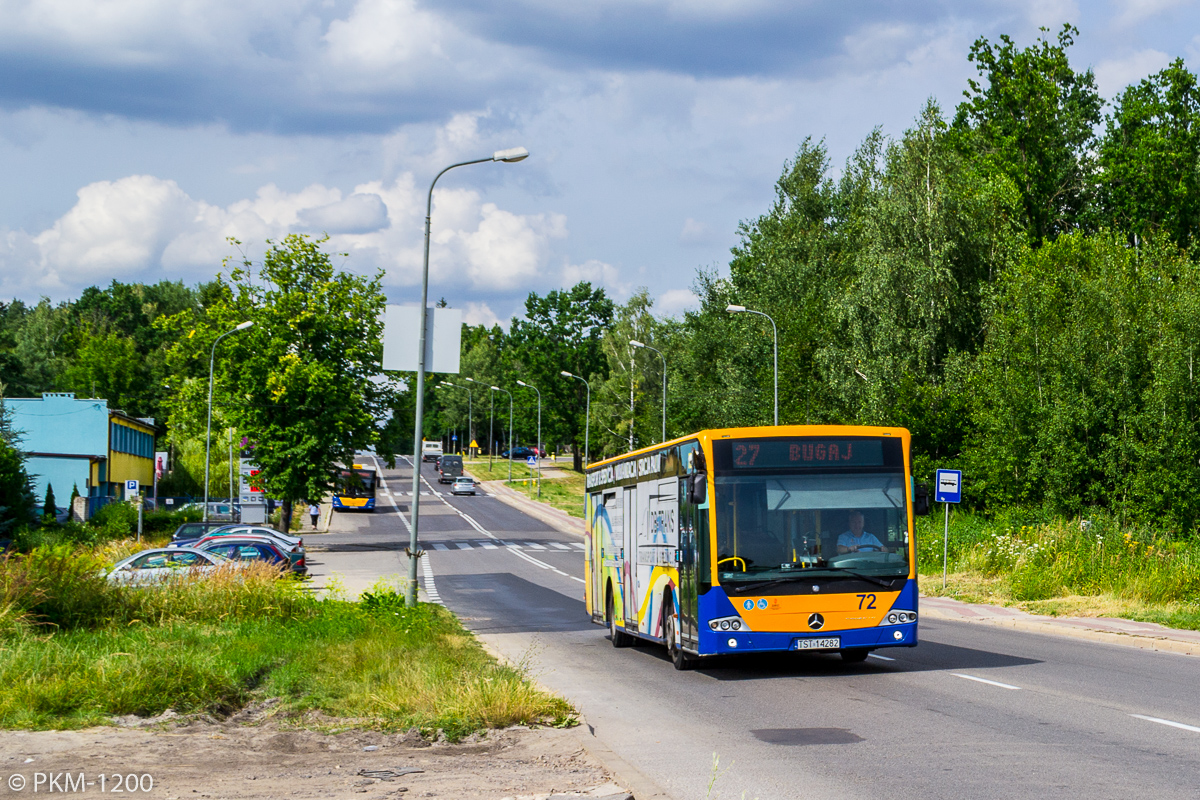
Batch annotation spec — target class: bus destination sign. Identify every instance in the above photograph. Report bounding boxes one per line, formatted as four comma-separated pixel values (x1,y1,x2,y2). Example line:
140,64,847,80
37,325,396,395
722,438,886,470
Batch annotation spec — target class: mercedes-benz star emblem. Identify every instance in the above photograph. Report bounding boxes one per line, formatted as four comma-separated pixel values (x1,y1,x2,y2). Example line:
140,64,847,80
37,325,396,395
808,613,825,630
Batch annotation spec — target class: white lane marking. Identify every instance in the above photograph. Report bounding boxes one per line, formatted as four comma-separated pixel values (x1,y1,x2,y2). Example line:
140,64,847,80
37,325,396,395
951,673,1020,690
506,544,587,583
451,541,473,549
421,555,441,604
1131,714,1200,733
479,541,498,550
549,542,571,550
522,541,546,550
867,653,895,661
430,542,450,551
572,542,586,550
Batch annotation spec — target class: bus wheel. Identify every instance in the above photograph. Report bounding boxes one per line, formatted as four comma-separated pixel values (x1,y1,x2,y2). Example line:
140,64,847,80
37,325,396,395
663,599,695,671
840,648,870,663
607,591,632,648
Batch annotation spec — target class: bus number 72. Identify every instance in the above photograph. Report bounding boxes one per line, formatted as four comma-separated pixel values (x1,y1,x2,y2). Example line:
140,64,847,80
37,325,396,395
856,593,877,609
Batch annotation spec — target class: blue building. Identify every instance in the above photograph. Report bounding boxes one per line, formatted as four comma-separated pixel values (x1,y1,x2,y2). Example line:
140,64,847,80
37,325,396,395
7,392,157,503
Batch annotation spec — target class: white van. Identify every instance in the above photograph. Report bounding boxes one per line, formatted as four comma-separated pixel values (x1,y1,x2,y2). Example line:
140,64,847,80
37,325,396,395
422,440,443,462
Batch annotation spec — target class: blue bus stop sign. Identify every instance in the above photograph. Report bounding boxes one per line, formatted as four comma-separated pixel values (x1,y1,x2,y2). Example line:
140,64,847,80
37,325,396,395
935,469,962,503
451,434,457,441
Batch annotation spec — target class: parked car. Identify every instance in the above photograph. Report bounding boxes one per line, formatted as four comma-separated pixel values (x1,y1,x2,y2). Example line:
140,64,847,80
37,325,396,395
107,547,233,585
450,476,478,496
499,446,538,460
191,525,303,549
171,522,236,544
193,532,306,574
196,538,304,575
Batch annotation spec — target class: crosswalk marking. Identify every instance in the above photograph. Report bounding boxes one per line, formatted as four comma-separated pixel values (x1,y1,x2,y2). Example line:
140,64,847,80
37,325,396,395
522,541,546,550
416,539,583,552
549,542,571,550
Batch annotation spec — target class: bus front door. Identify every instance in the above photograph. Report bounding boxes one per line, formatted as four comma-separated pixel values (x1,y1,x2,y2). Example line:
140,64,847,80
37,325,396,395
623,486,637,629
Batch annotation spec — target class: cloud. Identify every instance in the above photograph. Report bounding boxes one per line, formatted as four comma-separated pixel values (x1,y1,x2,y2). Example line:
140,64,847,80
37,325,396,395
1094,49,1172,95
657,288,698,318
561,258,628,298
461,301,501,327
298,193,389,235
679,217,712,245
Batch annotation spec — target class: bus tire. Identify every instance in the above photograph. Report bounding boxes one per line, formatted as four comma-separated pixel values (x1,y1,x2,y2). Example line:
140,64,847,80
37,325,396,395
607,589,633,648
840,648,870,663
663,594,695,671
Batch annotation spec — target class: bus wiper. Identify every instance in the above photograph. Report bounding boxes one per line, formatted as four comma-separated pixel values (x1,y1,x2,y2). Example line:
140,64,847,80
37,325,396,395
728,577,809,594
825,570,896,589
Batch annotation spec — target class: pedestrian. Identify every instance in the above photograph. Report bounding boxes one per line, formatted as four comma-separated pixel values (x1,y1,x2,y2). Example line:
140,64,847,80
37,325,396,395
308,501,320,530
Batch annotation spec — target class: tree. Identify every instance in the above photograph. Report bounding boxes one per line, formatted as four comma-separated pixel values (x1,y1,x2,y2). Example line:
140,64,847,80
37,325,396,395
508,282,613,470
593,291,669,459
1098,59,1200,248
42,483,56,521
952,24,1102,242
165,235,392,531
0,439,35,537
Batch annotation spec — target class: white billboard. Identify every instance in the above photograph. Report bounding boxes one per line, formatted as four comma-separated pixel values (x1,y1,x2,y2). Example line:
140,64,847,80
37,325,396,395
382,306,462,374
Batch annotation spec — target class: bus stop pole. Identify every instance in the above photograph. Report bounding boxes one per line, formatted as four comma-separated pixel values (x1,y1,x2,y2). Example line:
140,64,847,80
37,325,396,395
942,502,950,591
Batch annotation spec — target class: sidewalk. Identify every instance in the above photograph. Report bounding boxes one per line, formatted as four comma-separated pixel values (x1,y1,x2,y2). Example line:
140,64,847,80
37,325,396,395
920,593,1200,656
482,479,586,537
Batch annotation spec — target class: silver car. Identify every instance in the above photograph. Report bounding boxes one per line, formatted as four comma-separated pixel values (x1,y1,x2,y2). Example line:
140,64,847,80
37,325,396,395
107,547,232,585
451,476,477,496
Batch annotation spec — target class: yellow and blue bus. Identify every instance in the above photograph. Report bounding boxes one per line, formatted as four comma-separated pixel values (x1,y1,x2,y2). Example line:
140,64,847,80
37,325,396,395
332,464,377,512
584,425,928,669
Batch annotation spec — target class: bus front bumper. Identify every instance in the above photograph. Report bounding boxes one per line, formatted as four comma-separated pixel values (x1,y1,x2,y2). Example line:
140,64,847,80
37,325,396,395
698,623,917,655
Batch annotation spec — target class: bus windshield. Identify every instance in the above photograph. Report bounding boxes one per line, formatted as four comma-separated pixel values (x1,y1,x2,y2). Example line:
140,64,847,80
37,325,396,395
713,471,909,584
338,470,376,498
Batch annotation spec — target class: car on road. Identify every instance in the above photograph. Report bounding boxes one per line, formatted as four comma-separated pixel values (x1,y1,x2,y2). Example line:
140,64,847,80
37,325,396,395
450,476,478,496
196,537,303,575
499,446,538,460
437,455,464,483
107,547,233,585
422,439,443,462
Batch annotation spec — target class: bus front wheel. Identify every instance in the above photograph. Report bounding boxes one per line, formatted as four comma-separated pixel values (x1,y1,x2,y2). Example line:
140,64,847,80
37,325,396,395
663,596,695,671
607,590,632,648
840,648,870,663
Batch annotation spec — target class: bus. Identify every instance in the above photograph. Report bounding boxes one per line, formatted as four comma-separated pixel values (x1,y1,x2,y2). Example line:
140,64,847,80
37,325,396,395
333,464,377,512
584,425,929,669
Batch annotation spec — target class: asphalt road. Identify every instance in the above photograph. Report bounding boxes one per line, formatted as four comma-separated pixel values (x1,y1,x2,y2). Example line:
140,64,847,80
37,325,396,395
312,455,1200,800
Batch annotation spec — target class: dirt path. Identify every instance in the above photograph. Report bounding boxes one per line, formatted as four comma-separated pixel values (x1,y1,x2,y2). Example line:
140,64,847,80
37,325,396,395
0,711,628,800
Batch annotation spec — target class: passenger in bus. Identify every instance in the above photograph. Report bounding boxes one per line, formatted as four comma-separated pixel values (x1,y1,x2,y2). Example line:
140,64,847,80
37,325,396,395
837,511,889,554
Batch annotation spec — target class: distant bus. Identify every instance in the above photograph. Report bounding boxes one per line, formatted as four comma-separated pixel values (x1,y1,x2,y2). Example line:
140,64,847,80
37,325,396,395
584,425,928,670
333,464,377,512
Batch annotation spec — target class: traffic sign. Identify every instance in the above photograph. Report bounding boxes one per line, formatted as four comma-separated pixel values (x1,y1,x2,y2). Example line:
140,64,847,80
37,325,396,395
526,456,538,467
935,469,962,503
451,434,458,441
125,479,140,495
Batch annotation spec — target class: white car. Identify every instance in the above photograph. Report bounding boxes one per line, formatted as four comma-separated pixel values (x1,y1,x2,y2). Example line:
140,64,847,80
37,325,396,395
450,476,478,496
107,547,232,585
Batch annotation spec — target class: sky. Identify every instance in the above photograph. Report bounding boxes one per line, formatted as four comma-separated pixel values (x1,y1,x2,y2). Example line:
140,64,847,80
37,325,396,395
1,0,1198,326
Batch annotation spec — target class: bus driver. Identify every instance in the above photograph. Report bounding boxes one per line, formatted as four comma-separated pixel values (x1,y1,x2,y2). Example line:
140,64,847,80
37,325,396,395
837,511,889,554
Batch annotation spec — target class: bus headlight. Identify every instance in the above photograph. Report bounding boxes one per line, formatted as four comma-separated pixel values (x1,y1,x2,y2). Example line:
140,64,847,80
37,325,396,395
720,620,730,630
710,620,720,630
881,611,916,626
708,616,752,633
730,620,741,631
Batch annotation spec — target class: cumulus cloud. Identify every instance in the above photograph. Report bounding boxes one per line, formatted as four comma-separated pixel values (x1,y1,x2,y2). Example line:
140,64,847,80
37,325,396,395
462,301,501,328
1,168,568,299
657,288,698,318
561,259,628,298
1094,49,1172,96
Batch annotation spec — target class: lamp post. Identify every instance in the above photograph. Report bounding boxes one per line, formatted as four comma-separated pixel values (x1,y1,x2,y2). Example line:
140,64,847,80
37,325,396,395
561,371,590,467
491,386,514,483
630,339,667,443
726,305,779,426
406,146,528,607
517,380,541,499
441,382,472,456
204,320,253,523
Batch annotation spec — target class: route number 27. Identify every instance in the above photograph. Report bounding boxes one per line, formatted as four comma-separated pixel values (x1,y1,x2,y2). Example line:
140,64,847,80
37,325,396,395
856,593,877,609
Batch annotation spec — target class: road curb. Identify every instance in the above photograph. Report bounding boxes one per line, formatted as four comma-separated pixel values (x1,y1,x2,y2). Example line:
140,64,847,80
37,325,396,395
920,602,1200,657
572,723,675,800
482,480,586,538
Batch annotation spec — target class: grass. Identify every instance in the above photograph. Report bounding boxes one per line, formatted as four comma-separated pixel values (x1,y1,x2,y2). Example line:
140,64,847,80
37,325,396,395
464,458,586,519
0,546,575,736
916,509,1200,630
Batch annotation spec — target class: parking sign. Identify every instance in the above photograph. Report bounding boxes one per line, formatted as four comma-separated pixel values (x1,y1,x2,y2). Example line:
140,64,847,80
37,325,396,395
934,469,962,503
125,479,140,496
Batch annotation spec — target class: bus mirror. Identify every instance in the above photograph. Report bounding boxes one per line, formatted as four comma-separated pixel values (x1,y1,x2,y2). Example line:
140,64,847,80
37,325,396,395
687,472,707,505
914,483,930,516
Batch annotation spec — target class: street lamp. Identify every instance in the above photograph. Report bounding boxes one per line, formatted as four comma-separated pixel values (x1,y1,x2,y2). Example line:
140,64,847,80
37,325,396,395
406,147,528,607
204,320,253,523
491,386,514,483
439,382,472,455
630,339,667,443
561,371,591,467
517,380,541,499
726,304,779,426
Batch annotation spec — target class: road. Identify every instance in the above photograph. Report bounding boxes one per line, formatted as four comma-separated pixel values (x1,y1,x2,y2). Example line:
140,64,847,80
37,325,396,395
310,456,1200,800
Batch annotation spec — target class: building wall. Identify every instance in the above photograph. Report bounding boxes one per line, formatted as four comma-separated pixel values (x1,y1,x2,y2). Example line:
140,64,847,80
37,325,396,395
108,416,156,499
7,393,109,503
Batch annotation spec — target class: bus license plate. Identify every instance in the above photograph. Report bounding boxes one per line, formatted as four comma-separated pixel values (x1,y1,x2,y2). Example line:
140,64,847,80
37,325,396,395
793,637,840,651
